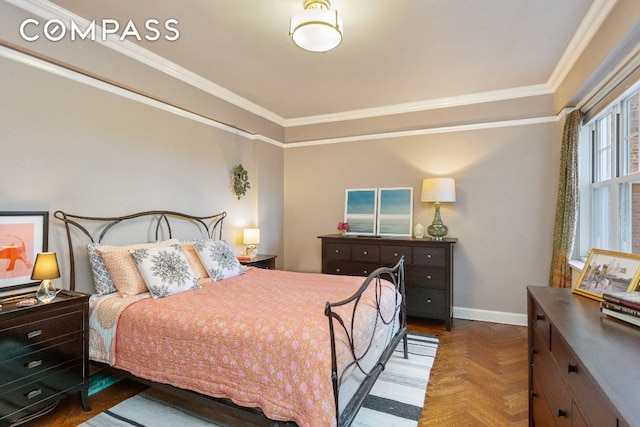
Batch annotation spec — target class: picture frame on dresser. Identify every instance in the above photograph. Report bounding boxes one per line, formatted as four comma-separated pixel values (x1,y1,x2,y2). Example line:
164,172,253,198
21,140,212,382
0,211,48,292
573,248,640,301
377,187,413,237
344,188,378,235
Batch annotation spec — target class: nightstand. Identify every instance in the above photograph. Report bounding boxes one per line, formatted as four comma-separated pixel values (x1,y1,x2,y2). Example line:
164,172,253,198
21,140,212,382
239,254,277,270
0,290,90,425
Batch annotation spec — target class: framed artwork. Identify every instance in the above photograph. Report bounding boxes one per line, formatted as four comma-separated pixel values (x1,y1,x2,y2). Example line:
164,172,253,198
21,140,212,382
0,211,49,292
344,189,378,235
573,248,640,301
377,187,413,237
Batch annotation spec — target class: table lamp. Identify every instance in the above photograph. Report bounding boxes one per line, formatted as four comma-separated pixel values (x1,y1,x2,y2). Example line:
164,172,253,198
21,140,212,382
31,252,61,303
243,228,260,258
421,178,456,240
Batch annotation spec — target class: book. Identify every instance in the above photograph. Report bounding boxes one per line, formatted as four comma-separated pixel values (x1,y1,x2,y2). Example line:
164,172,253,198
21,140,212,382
602,291,640,311
601,307,640,327
600,300,640,318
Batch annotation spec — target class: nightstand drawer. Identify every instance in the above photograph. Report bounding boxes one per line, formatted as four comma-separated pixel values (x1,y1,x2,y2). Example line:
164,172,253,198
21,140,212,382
0,310,83,352
405,267,446,289
324,243,351,260
351,244,379,263
0,335,83,388
0,361,83,424
413,247,447,267
406,287,446,317
381,246,411,265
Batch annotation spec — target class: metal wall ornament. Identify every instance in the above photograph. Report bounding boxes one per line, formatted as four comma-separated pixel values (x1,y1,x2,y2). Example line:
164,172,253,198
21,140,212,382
232,164,250,200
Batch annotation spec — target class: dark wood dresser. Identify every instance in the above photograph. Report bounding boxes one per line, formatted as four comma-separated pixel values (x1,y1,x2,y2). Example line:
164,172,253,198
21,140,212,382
527,286,640,426
0,290,90,426
319,235,456,330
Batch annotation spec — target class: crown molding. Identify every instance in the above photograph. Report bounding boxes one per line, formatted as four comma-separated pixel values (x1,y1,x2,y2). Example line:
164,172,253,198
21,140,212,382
547,0,619,91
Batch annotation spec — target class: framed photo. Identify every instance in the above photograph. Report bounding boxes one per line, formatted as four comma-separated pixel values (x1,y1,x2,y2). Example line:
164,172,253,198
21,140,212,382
0,211,49,292
377,187,413,237
344,189,378,235
573,248,640,301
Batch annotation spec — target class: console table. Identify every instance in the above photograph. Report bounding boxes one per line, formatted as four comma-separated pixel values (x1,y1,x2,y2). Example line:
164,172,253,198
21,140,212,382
318,234,456,330
527,286,640,426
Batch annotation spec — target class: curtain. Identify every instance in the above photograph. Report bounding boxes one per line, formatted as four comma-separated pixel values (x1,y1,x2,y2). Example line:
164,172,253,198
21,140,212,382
549,109,583,288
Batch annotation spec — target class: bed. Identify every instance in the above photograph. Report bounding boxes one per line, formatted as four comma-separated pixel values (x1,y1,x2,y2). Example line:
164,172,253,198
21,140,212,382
54,210,407,427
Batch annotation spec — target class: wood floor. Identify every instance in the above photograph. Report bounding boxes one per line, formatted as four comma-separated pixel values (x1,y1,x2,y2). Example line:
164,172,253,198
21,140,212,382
25,317,529,427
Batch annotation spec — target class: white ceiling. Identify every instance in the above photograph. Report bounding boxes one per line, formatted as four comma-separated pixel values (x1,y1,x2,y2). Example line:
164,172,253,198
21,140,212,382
47,0,599,122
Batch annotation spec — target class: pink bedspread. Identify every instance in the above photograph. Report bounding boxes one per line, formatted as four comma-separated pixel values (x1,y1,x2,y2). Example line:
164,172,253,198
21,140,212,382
110,268,400,427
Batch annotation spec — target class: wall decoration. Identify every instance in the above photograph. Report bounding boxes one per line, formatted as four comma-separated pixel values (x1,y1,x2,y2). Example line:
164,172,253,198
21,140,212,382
344,189,377,235
377,188,413,236
573,248,640,301
0,211,48,292
232,164,250,199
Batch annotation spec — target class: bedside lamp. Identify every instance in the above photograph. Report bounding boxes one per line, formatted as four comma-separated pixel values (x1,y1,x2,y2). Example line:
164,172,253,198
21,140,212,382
243,228,260,258
31,252,61,303
421,178,456,240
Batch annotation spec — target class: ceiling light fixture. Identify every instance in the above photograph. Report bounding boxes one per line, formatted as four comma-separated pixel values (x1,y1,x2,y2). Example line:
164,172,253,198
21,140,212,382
290,0,343,53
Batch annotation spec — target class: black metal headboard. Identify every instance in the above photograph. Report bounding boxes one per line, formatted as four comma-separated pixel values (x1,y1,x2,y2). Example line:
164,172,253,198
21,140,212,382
54,210,226,291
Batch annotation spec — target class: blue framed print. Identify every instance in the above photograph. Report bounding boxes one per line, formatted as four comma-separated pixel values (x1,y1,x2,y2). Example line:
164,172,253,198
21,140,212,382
377,188,413,236
344,189,378,235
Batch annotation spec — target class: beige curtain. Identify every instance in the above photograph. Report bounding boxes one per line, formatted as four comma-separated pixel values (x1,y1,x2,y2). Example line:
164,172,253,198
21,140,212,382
549,109,583,288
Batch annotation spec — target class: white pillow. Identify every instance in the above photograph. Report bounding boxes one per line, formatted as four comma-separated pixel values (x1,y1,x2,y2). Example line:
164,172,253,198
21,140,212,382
194,240,244,281
129,243,200,298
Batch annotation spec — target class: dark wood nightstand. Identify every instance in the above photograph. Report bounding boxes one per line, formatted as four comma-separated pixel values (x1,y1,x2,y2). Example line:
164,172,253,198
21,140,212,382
239,254,277,270
0,290,90,425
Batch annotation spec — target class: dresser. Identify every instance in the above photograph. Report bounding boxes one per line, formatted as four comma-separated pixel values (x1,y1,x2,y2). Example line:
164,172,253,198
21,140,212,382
0,290,90,426
527,286,640,426
318,235,456,330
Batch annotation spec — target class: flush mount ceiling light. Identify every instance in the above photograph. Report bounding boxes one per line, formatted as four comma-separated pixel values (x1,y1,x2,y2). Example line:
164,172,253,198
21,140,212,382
290,0,343,53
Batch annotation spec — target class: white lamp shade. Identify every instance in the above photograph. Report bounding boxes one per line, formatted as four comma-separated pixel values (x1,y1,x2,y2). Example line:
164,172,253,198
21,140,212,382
30,252,61,280
421,178,456,203
243,229,260,245
290,8,343,52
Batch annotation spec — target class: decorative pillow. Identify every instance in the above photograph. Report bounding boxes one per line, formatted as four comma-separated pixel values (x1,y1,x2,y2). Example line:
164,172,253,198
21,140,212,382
87,243,116,296
194,239,244,281
129,243,200,298
180,242,209,280
96,239,179,297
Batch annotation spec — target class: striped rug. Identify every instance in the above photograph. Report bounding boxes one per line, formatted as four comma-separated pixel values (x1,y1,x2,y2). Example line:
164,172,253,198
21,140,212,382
80,332,438,427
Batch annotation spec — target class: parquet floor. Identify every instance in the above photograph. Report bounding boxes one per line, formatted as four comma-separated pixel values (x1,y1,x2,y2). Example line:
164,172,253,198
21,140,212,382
25,317,529,427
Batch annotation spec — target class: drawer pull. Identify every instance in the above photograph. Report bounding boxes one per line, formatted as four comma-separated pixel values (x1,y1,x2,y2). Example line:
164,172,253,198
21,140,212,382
335,249,340,253
536,314,545,321
426,275,432,279
530,347,538,356
567,363,577,374
363,251,368,255
26,360,43,369
363,270,368,274
426,299,432,303
25,389,42,400
394,252,398,257
336,268,341,273
26,330,43,339
427,254,432,258
530,390,538,398
557,409,568,418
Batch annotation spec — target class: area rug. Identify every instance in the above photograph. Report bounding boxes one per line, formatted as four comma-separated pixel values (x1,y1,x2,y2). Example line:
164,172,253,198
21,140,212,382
79,332,438,427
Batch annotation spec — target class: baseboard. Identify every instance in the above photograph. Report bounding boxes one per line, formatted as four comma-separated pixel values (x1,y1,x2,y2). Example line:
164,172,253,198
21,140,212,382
453,306,527,326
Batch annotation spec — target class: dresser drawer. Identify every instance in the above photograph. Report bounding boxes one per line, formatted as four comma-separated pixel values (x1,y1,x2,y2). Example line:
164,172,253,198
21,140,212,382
413,247,446,267
323,243,351,260
405,267,446,289
0,361,83,424
324,260,378,276
0,335,83,389
406,287,446,317
530,301,550,351
550,326,620,427
380,246,411,265
351,244,379,263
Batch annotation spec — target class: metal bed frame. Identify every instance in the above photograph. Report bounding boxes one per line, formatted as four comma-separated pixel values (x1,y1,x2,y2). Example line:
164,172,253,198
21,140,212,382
54,210,407,426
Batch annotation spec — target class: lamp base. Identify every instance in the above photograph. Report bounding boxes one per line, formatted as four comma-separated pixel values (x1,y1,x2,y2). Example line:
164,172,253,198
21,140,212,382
427,201,449,241
36,279,58,303
246,245,258,258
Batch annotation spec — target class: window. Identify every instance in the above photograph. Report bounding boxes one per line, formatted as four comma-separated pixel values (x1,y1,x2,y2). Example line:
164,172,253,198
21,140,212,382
579,83,640,257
